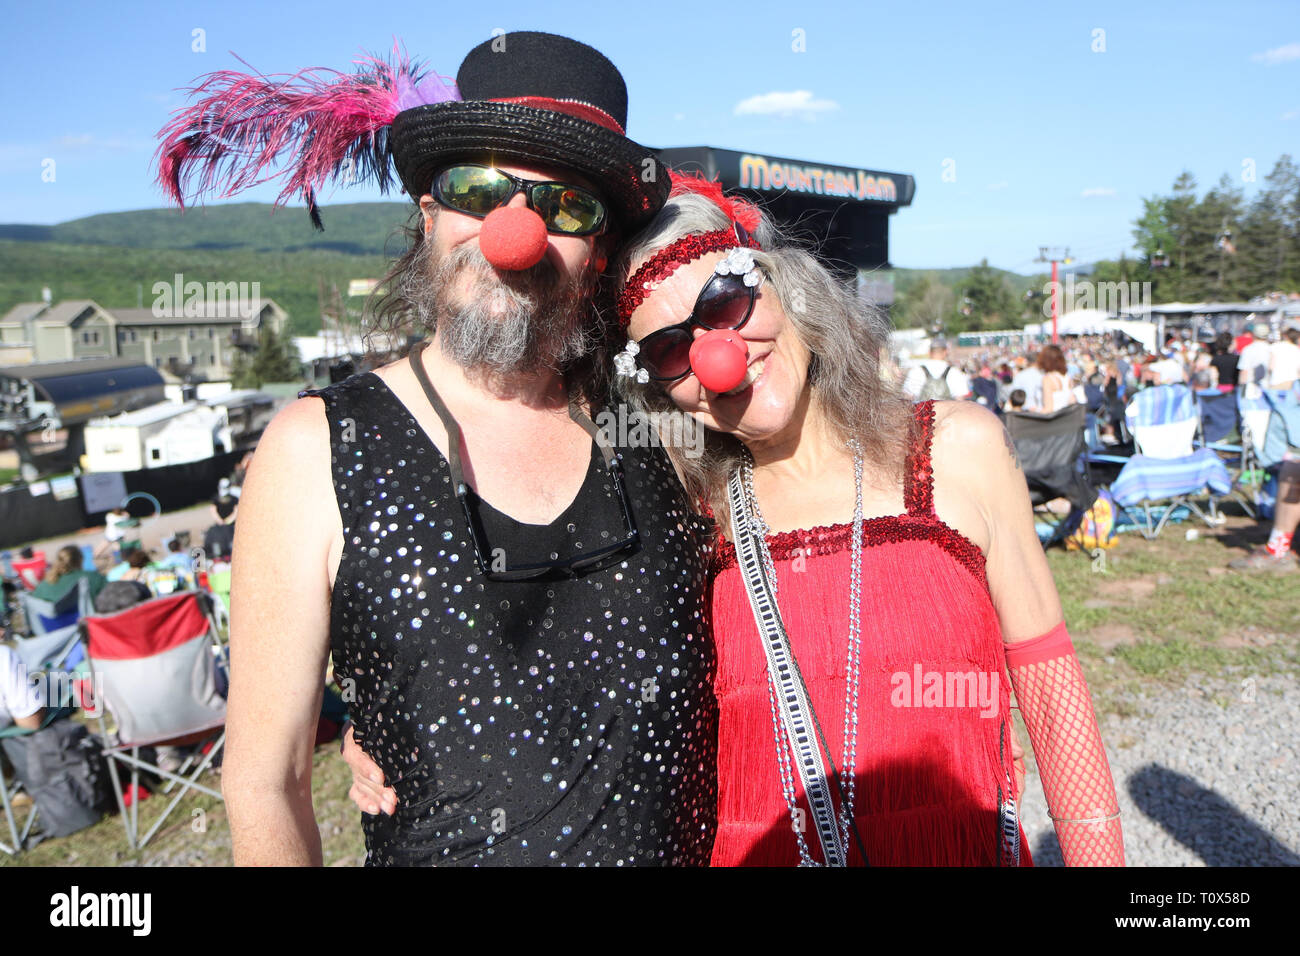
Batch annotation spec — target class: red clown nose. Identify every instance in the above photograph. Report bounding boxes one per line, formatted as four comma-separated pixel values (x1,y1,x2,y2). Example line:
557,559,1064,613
690,329,750,393
479,207,548,271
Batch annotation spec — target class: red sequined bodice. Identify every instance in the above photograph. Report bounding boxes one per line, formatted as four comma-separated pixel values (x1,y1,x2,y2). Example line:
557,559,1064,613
707,399,1032,867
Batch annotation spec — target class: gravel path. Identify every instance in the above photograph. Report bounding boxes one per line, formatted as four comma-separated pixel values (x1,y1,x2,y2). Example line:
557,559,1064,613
1018,671,1300,866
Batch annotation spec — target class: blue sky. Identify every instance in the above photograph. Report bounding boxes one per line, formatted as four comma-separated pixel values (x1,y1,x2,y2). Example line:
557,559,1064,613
1,0,1297,273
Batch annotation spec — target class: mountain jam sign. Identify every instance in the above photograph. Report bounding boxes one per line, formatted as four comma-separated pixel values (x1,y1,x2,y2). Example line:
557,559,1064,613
738,154,898,203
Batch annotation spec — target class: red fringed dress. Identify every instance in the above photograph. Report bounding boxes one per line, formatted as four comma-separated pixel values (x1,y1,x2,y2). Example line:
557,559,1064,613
708,400,1033,866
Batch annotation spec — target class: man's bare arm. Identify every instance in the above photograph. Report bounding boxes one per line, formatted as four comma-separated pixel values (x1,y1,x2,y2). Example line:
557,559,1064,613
224,397,338,865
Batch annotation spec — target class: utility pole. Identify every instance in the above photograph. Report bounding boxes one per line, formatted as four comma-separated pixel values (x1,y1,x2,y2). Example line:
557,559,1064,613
1035,246,1072,344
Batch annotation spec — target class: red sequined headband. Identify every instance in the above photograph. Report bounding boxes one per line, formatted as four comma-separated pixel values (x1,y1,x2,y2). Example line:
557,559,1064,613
616,225,761,327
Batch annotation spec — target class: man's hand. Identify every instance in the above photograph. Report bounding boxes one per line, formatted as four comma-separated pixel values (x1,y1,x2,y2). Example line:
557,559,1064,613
342,725,397,815
1010,721,1026,802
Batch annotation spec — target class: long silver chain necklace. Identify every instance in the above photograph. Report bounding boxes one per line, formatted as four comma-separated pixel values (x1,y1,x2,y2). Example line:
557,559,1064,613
741,439,865,864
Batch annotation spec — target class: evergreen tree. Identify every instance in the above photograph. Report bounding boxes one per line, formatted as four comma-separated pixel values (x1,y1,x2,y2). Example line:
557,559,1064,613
1238,155,1299,293
893,273,955,332
959,259,1020,332
231,325,301,387
1166,171,1198,300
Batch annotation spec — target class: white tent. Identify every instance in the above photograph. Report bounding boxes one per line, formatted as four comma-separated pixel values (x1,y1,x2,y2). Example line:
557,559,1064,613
1102,319,1157,353
1023,308,1112,336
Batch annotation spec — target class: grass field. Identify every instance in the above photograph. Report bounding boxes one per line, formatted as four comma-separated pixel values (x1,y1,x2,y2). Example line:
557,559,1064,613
3,512,1295,867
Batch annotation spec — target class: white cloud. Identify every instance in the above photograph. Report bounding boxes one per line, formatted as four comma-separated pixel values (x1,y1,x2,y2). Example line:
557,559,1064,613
1082,186,1117,198
987,181,1009,191
733,90,840,120
1251,42,1300,65
1283,108,1300,121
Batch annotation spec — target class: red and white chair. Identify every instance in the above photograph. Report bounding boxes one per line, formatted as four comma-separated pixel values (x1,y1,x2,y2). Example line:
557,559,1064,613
84,591,226,850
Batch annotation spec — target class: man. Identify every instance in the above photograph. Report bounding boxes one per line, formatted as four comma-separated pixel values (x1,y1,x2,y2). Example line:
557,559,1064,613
0,642,45,733
1267,324,1300,390
969,366,1002,414
1238,322,1273,389
1228,458,1299,572
1010,350,1044,411
158,33,717,865
903,339,971,401
1144,349,1186,386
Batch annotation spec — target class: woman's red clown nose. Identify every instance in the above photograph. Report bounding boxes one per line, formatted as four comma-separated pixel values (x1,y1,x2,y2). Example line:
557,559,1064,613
690,329,750,393
479,206,549,270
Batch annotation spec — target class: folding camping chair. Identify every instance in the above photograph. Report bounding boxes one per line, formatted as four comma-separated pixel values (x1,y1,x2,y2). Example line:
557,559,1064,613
18,575,96,635
84,591,227,850
203,564,231,636
1110,385,1233,538
1003,403,1098,548
10,551,46,591
1196,387,1260,517
1250,385,1300,518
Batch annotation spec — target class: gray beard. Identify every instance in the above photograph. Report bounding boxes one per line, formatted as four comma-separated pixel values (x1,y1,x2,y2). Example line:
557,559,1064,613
410,240,598,376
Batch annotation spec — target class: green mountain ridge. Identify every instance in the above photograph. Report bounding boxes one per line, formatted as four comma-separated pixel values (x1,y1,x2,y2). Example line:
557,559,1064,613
0,204,1044,337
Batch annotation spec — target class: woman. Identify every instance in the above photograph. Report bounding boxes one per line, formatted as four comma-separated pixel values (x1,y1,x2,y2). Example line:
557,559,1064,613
345,181,1125,867
32,545,106,604
1037,344,1076,413
105,547,153,583
1210,332,1238,394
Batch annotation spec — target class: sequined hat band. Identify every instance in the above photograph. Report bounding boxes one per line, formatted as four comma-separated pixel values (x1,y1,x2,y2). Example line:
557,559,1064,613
616,225,761,327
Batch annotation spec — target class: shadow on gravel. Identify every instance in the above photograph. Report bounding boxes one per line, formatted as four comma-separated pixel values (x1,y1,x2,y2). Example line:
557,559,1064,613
1129,765,1300,866
1031,830,1064,866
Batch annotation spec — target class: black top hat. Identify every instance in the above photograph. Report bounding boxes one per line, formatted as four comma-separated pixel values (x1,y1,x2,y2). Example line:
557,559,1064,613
390,32,668,231
155,32,667,231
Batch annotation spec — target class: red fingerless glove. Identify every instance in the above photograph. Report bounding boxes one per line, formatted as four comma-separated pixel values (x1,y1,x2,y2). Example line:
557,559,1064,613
1005,621,1125,866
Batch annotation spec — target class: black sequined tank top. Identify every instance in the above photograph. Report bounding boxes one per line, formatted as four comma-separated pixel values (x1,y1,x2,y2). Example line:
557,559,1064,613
310,373,718,866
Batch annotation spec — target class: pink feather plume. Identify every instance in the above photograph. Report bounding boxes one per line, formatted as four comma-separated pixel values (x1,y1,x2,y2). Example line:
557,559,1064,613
154,48,458,229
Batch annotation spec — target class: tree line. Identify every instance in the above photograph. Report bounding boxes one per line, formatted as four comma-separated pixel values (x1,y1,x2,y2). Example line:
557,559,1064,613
894,154,1300,334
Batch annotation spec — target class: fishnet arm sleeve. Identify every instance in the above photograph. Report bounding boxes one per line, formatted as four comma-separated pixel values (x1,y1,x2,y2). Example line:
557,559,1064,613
1006,621,1125,866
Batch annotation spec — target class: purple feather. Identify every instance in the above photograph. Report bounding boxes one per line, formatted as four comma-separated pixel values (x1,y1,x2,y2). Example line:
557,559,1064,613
395,72,460,112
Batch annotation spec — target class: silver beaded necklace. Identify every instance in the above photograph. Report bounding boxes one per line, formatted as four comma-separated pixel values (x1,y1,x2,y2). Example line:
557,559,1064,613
740,439,866,864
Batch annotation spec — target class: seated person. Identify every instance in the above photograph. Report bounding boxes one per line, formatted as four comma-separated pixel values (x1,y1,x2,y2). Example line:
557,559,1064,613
1007,388,1027,411
93,578,154,615
210,479,238,528
0,641,45,731
157,538,193,573
30,545,106,607
105,548,153,583
204,522,236,562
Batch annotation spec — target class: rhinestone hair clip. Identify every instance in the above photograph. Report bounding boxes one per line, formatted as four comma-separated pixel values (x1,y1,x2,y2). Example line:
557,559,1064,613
615,222,761,327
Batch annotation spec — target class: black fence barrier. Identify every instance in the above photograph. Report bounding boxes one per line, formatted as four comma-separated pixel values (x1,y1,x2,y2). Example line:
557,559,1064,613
0,451,242,551
0,483,87,550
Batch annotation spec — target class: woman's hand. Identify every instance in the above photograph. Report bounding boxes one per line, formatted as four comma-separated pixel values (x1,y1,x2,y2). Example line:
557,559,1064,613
342,725,398,816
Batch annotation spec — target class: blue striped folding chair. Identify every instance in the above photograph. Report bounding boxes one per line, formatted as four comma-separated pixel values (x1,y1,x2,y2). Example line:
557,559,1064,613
1110,385,1233,538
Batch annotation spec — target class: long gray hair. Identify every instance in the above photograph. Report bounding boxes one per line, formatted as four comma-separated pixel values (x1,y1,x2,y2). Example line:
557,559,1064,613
613,192,913,523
